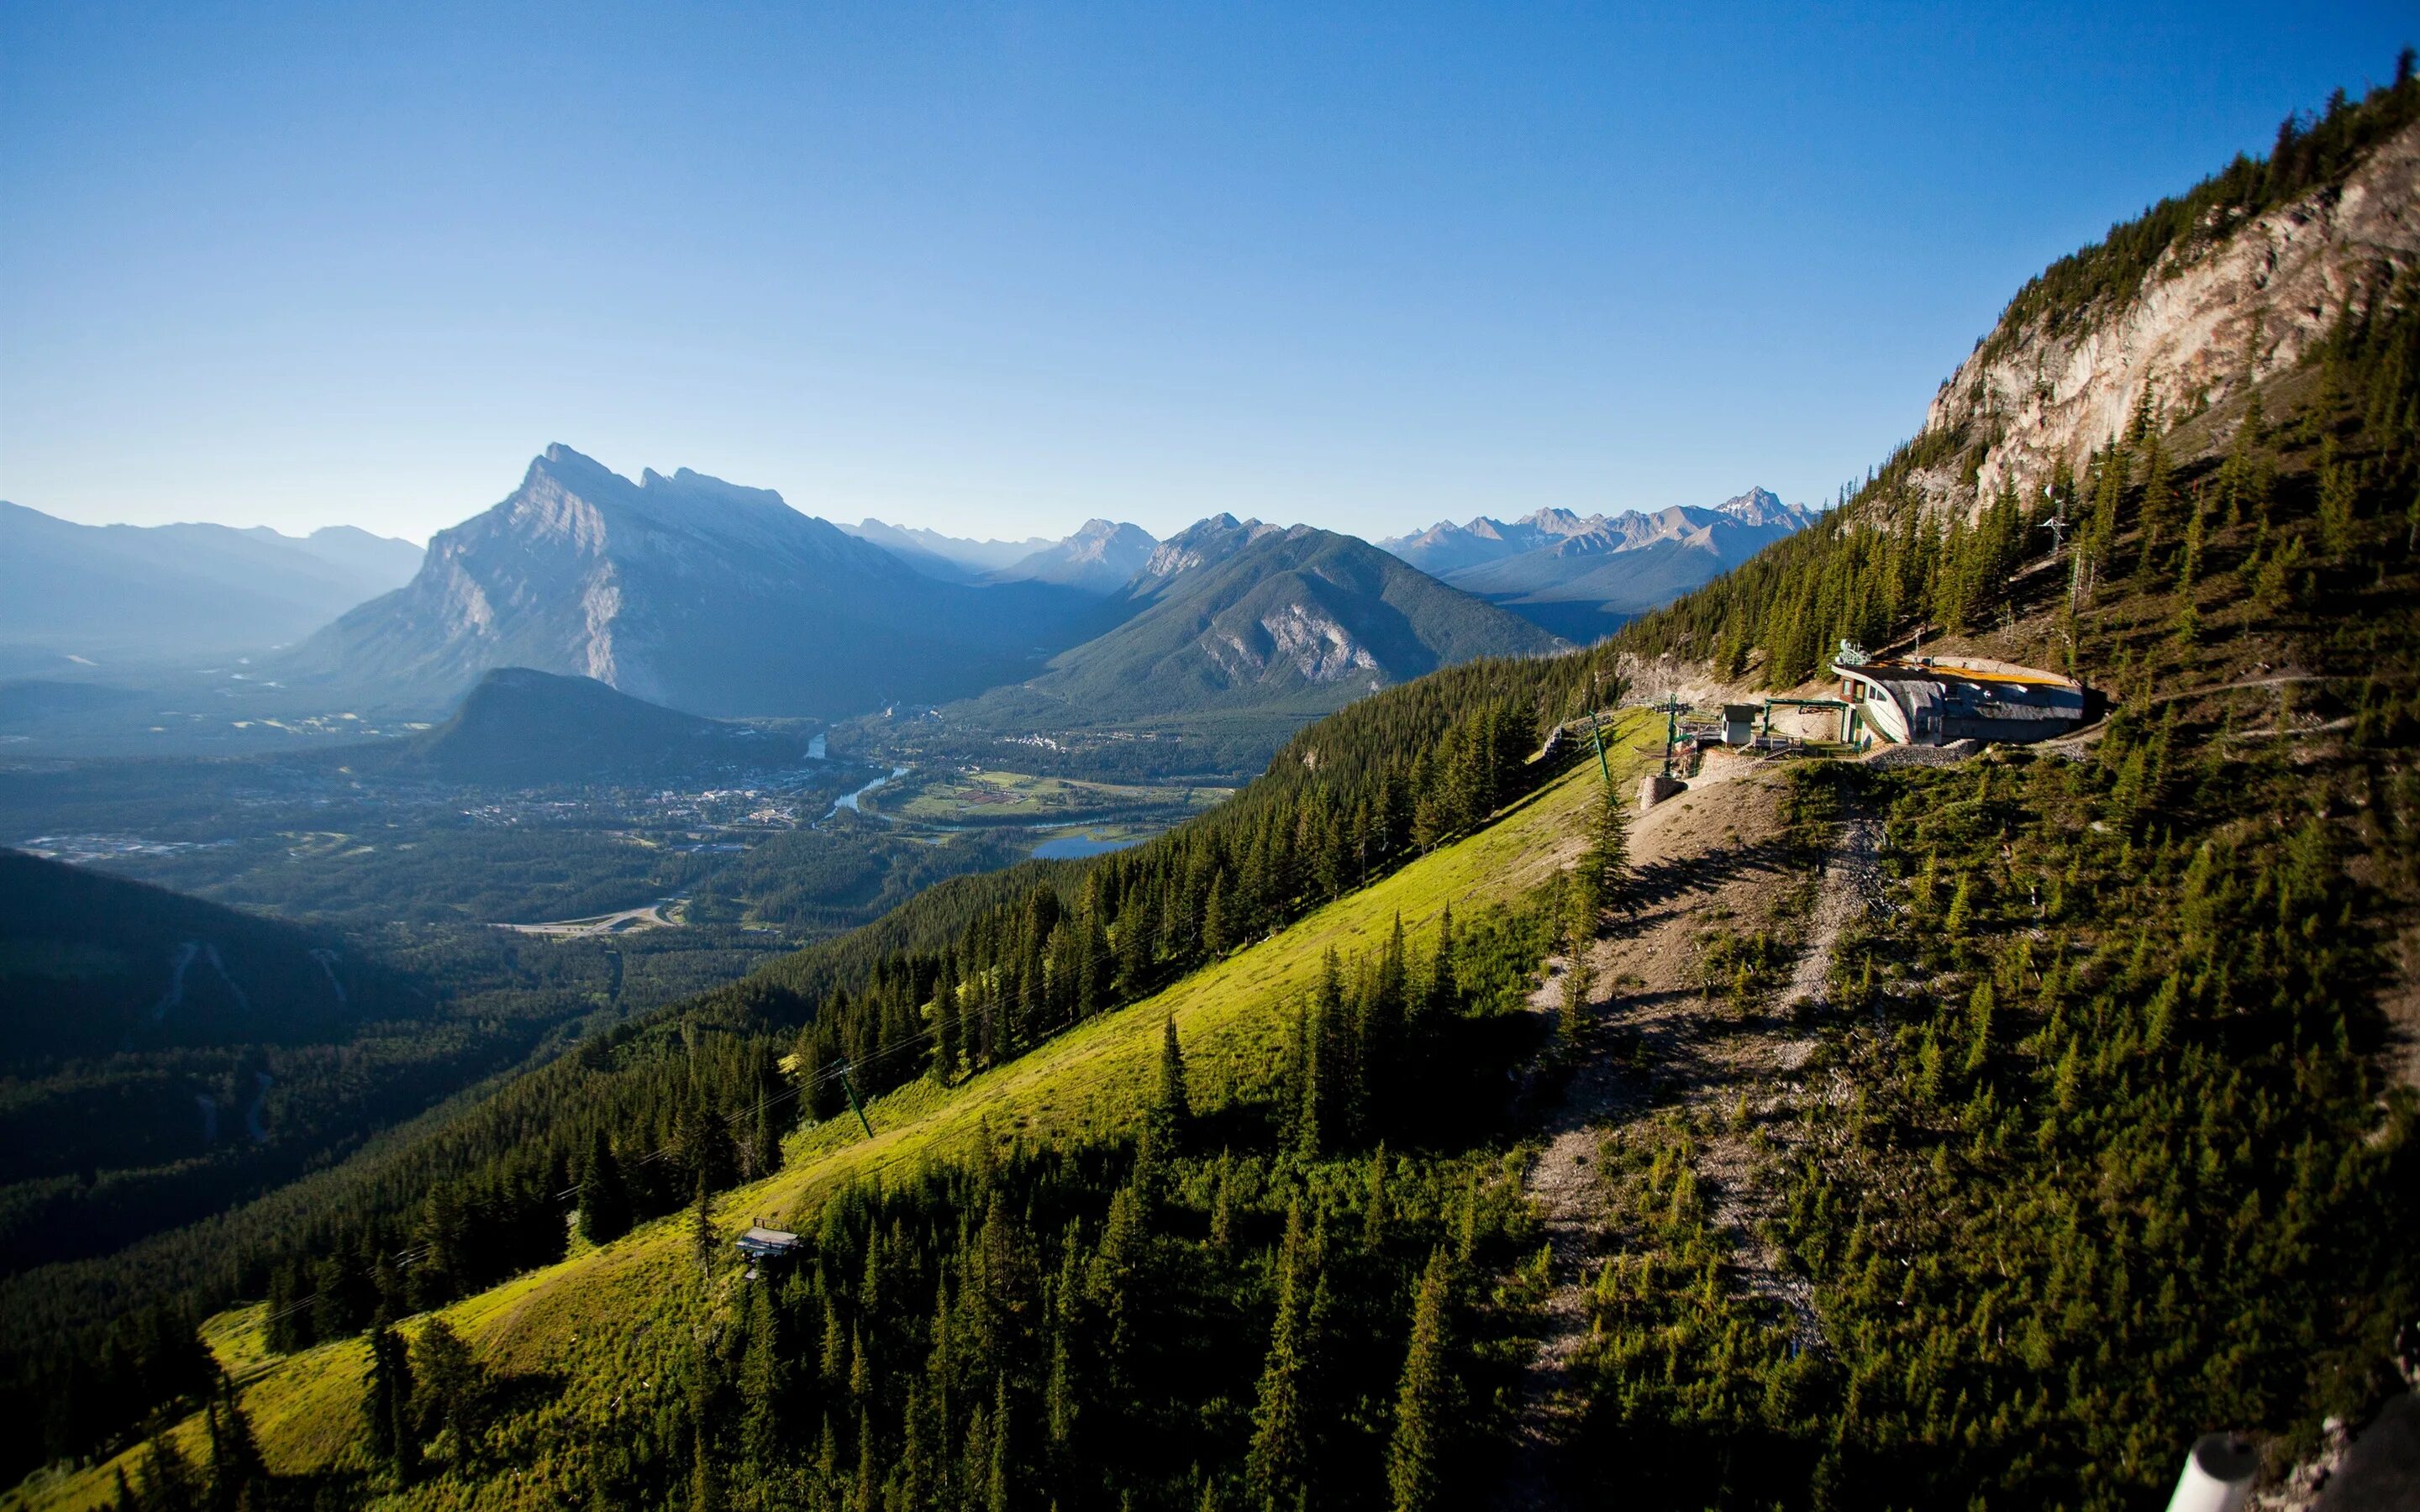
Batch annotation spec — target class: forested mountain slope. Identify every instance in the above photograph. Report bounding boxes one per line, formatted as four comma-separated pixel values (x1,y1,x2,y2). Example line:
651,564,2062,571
0,853,645,1281
947,526,1562,757
10,64,2420,1512
366,668,811,785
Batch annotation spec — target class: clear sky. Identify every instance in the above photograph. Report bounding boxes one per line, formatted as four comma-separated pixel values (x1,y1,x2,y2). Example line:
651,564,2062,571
2,3,2408,546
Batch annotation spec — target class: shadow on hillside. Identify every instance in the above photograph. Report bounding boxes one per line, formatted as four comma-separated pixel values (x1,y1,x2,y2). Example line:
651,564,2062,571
1616,837,1795,919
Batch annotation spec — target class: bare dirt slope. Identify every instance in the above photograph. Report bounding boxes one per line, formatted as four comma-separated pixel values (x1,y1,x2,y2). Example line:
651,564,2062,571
1493,752,1882,1508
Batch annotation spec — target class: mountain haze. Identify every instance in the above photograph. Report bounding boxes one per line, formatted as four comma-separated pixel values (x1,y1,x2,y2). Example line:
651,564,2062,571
839,517,1055,581
0,503,422,672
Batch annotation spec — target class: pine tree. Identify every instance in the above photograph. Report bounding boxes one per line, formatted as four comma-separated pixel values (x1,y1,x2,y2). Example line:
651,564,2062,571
577,1128,632,1246
1144,1015,1192,1164
1203,870,1232,958
1418,907,1457,1024
986,1378,1013,1512
136,1433,202,1512
411,1317,482,1464
694,1417,727,1512
203,1378,265,1512
364,1325,418,1480
1386,1248,1460,1512
1578,777,1630,922
739,1281,792,1468
1244,1203,1316,1511
1557,904,1592,1054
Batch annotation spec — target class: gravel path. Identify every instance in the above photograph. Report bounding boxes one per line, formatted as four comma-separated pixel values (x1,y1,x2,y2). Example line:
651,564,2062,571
1491,770,1878,1508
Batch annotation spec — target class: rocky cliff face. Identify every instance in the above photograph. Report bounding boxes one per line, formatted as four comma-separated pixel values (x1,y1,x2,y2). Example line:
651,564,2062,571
1922,118,2420,513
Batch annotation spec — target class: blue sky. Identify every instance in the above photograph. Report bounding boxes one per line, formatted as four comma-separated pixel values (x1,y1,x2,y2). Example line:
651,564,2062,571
2,3,2408,545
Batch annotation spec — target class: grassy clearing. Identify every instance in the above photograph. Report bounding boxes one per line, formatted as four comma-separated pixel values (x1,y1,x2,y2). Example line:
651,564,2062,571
17,717,1649,1510
888,767,1228,825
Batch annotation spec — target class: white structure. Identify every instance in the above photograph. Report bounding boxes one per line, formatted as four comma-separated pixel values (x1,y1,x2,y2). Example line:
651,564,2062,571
1833,655,2086,747
2164,1432,2257,1512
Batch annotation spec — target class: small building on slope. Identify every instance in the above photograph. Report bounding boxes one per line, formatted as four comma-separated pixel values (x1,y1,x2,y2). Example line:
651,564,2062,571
1831,653,2087,747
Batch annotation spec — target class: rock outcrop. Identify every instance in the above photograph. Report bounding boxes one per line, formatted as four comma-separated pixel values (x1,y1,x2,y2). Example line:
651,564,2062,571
1923,119,2420,513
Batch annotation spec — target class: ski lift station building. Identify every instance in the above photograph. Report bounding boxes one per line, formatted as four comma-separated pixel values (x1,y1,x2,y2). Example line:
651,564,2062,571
1832,652,2087,747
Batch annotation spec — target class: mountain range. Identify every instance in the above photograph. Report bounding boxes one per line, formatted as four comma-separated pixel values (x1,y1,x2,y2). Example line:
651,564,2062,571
0,503,422,675
1381,488,1818,642
1,471,1781,740
281,447,1121,720
277,456,1554,740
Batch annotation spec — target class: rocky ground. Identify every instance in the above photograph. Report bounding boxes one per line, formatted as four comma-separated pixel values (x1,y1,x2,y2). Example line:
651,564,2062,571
1492,748,1885,1509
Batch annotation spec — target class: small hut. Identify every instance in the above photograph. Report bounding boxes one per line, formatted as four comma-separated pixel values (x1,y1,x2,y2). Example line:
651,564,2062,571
734,1226,802,1263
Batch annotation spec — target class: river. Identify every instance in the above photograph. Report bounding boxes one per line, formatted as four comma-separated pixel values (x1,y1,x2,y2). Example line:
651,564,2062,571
824,764,910,822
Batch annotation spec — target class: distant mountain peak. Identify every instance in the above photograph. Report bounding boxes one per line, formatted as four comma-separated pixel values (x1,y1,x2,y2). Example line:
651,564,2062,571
1375,487,1818,643
968,524,1561,726
1140,515,1286,585
1712,487,1802,526
990,518,1159,594
1515,507,1595,535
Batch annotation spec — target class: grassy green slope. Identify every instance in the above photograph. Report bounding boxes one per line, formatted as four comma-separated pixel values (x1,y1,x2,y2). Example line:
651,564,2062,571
13,719,1646,1512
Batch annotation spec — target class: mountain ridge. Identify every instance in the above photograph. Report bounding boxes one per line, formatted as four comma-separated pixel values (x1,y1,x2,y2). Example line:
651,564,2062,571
281,447,1117,719
1381,488,1818,642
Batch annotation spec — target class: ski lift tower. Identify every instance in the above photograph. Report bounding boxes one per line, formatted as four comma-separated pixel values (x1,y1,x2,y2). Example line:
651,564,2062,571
1657,693,1687,776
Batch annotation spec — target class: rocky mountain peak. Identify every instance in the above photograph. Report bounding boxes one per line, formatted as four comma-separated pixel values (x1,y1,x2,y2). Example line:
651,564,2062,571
1139,514,1285,583
1920,113,2420,519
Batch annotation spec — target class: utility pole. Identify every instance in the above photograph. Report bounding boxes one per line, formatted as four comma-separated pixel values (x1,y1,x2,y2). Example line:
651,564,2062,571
838,1059,876,1140
1659,694,1686,777
2039,514,2075,608
1585,672,1612,787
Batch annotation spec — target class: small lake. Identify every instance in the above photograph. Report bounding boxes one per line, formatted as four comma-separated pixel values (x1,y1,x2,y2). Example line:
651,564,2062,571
1030,832,1140,860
